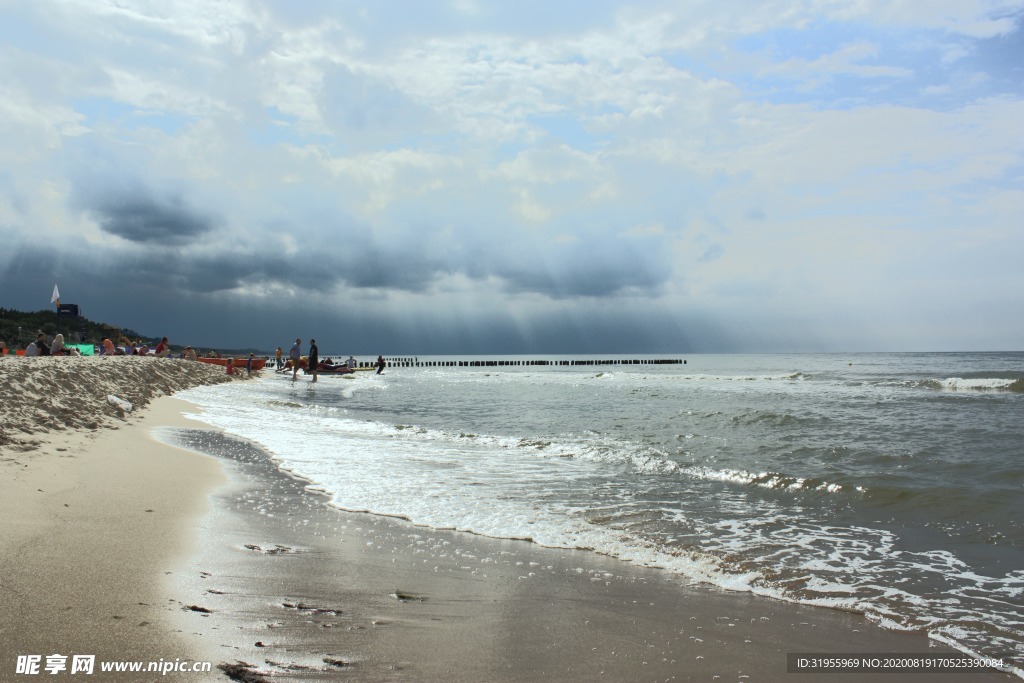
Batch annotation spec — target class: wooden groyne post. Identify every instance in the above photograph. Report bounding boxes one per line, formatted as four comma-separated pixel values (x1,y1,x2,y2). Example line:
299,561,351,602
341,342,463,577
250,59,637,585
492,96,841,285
355,358,687,369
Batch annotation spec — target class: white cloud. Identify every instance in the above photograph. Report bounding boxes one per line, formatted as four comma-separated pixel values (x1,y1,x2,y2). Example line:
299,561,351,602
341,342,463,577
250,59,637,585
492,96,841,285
487,145,599,184
760,42,914,82
817,0,1024,38
0,0,1021,350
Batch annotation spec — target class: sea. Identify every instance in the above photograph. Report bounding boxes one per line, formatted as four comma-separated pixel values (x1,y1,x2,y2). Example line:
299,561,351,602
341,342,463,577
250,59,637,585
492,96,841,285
176,352,1023,676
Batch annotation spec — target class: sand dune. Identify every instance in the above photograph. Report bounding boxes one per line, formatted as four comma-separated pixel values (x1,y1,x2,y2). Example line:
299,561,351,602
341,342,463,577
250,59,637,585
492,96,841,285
0,356,244,451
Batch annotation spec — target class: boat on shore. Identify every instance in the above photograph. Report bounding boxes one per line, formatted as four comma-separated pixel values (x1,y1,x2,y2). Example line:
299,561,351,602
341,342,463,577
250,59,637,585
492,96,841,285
275,358,355,375
197,357,267,371
315,362,355,374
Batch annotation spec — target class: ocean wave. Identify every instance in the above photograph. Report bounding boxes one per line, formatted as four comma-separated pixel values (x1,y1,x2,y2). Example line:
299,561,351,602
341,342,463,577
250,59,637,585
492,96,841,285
658,516,1024,679
919,377,1023,392
411,424,685,475
671,372,808,382
378,421,870,495
683,466,853,494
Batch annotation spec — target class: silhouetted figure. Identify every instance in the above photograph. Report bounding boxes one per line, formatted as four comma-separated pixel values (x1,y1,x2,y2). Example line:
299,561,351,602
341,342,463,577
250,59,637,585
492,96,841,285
308,339,319,382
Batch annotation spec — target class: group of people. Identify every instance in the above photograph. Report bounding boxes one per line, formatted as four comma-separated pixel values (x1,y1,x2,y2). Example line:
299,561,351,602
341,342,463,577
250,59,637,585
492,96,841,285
21,332,79,357
96,336,213,361
8,331,390,381
274,339,387,380
280,338,327,381
4,331,201,359
97,336,177,357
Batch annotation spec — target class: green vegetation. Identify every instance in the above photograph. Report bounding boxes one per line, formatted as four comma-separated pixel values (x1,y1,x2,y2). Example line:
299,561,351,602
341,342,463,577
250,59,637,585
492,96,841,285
0,308,266,356
0,308,142,349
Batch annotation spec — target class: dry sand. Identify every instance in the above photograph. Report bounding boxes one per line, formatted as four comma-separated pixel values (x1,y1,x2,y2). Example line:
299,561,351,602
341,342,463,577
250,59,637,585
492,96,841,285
0,355,237,451
0,357,244,681
1,356,1015,682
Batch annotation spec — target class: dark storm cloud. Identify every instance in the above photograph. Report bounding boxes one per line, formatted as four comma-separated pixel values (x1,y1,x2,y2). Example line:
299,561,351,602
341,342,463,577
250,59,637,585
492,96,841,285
494,258,666,297
88,194,215,246
171,245,448,295
0,240,740,353
60,134,219,247
104,250,340,295
58,239,448,297
3,225,668,322
340,246,452,291
470,235,673,298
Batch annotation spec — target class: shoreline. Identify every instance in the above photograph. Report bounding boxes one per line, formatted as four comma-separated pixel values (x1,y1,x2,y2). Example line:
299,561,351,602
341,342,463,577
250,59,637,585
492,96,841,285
0,359,1016,681
163,426,1015,682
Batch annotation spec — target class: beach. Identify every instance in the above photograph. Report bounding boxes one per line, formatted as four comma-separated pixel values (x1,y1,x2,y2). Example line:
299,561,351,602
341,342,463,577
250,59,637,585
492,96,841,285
0,357,240,680
1,355,1018,681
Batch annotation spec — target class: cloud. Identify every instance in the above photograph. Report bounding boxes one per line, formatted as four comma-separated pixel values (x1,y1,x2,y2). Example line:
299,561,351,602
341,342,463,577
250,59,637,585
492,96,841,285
86,193,215,245
845,0,1023,39
760,42,914,84
488,236,673,298
316,63,445,150
0,0,1022,352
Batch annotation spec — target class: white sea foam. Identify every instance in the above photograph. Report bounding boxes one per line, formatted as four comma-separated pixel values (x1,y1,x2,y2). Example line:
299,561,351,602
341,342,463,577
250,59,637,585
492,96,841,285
936,377,1020,391
683,466,848,494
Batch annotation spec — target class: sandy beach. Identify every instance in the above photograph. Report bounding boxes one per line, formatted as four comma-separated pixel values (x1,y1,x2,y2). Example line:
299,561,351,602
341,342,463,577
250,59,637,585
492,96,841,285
1,357,1015,681
0,357,239,680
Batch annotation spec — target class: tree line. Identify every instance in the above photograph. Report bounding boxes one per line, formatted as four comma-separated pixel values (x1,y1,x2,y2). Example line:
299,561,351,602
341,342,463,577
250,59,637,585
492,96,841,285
0,308,142,350
0,308,264,356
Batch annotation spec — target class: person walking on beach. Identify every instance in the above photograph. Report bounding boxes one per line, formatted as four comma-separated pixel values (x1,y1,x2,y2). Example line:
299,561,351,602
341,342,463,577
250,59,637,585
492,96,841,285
289,338,302,380
308,339,319,382
375,355,386,375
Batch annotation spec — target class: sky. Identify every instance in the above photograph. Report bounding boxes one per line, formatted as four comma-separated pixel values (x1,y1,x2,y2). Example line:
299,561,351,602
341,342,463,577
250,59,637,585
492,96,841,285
1,0,1022,354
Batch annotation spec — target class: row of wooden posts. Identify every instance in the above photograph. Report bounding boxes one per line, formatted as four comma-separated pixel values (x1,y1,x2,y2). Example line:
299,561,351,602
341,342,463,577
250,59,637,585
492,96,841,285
355,358,687,369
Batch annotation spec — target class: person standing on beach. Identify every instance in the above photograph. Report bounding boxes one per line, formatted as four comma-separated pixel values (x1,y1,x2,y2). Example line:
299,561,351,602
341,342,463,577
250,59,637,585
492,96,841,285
275,346,283,371
375,355,386,374
308,339,319,382
289,338,302,380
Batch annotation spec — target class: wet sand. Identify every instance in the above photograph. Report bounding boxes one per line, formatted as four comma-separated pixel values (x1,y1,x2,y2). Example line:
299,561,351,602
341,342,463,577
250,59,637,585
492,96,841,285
165,428,1016,682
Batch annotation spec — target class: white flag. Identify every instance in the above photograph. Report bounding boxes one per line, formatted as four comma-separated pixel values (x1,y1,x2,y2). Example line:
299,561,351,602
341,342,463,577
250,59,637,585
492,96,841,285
51,283,60,306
